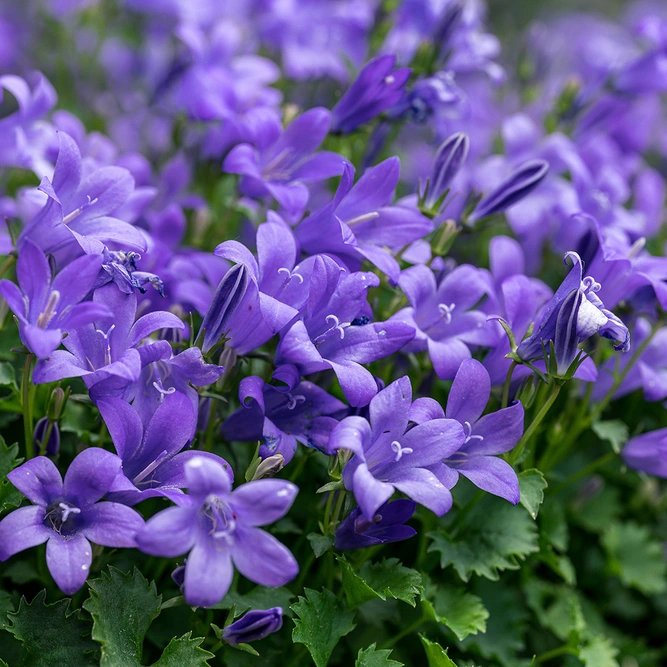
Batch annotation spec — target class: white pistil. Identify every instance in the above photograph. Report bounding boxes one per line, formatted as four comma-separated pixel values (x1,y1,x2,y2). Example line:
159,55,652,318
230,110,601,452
95,324,116,366
391,440,413,462
62,195,99,225
152,379,176,403
438,302,456,324
37,290,61,328
463,421,484,445
278,267,304,284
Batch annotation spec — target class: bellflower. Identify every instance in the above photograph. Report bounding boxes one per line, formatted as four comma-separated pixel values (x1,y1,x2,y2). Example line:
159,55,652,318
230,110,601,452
296,158,433,282
222,108,345,218
33,283,184,387
222,608,283,647
331,55,411,134
0,449,143,595
390,263,498,379
98,393,231,506
329,376,465,520
419,359,523,503
0,238,109,359
19,131,146,266
622,427,667,478
517,252,630,375
278,267,415,407
222,364,347,463
135,456,299,608
334,499,416,550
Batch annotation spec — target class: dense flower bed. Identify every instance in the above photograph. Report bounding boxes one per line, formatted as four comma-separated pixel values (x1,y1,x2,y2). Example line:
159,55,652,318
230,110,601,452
0,1,666,665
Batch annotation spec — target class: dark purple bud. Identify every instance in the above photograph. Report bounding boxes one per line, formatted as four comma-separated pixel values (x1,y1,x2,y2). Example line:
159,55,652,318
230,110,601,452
334,499,416,550
34,417,60,456
332,55,411,135
171,562,186,591
199,264,249,353
425,133,469,208
554,289,583,376
469,159,549,223
222,608,283,646
433,1,464,51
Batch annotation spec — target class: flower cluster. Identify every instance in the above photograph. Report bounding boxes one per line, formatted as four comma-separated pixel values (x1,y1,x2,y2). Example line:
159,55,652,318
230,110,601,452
0,0,666,664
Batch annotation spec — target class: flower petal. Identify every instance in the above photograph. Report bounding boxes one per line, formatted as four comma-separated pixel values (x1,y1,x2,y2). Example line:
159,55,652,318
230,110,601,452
232,526,299,587
82,502,144,547
230,479,298,527
0,506,50,560
184,541,234,608
46,533,92,595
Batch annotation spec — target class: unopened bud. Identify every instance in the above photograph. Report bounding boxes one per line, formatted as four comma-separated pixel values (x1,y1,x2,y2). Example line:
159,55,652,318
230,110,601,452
252,453,285,480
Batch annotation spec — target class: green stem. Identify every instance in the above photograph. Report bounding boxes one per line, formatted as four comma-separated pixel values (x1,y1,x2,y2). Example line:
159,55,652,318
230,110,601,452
0,254,15,281
22,354,35,459
330,490,347,531
551,451,617,494
534,644,578,663
501,360,517,409
322,491,335,535
381,609,428,649
450,490,485,536
509,382,561,465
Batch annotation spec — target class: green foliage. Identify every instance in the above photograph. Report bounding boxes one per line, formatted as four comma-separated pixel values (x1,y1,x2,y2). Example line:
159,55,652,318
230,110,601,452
308,533,335,557
0,436,22,513
213,586,295,616
518,469,547,519
152,634,214,667
428,498,540,581
292,588,356,667
591,420,629,454
578,636,620,667
4,591,97,667
355,643,403,667
424,586,488,641
601,523,667,595
419,635,458,667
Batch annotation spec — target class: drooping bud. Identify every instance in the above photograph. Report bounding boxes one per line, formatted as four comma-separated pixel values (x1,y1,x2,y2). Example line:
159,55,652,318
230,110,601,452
222,608,284,647
468,159,549,224
198,264,248,354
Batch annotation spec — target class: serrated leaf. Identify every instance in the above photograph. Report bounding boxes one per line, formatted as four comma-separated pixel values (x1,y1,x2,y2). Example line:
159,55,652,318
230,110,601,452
578,635,619,667
308,533,335,557
0,436,22,513
338,557,381,609
428,498,539,581
292,588,356,667
601,523,667,595
4,590,97,667
153,633,213,667
83,567,161,667
518,469,547,519
425,587,488,641
355,643,403,666
591,420,628,454
359,559,423,607
419,635,458,667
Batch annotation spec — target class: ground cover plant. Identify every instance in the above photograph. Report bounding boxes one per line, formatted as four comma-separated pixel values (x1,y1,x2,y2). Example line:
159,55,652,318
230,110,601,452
0,0,666,665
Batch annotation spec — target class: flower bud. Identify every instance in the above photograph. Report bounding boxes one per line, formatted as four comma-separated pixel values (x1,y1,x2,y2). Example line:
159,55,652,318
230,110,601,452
424,133,469,209
34,417,60,456
252,453,285,480
47,387,66,422
222,608,283,647
468,159,549,223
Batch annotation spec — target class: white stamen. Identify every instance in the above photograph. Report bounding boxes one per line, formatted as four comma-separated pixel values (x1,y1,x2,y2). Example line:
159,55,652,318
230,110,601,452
345,211,380,227
391,440,414,462
438,302,456,324
37,290,61,328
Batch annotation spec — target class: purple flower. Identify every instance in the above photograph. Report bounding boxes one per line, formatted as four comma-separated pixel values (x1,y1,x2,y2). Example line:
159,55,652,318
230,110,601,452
296,158,433,283
98,393,232,506
469,160,549,224
0,449,143,595
222,364,346,463
622,428,667,478
278,268,415,407
222,607,283,646
330,376,465,520
390,263,498,379
334,499,416,550
422,359,522,503
0,238,109,359
32,283,184,387
19,131,146,266
222,108,345,219
135,456,299,608
517,252,630,375
331,55,411,134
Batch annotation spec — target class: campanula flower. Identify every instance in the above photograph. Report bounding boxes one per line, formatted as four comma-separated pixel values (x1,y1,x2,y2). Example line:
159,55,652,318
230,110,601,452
0,449,143,595
135,457,299,608
222,608,283,646
622,427,667,478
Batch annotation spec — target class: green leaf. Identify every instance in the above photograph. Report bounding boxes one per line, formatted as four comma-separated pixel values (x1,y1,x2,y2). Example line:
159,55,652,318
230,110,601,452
591,420,628,454
152,633,214,667
0,362,17,391
428,498,539,581
83,566,161,667
0,436,22,513
355,643,403,666
418,635,458,667
518,469,547,519
292,588,356,667
601,523,667,595
425,587,488,641
308,533,335,558
4,590,97,667
338,557,381,609
578,635,619,667
359,559,424,607
213,586,294,617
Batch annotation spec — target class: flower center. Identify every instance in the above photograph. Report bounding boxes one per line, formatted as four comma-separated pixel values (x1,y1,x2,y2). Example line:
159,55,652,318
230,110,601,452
63,195,99,225
133,449,170,486
95,324,116,366
44,501,81,535
438,302,456,324
354,513,383,533
284,393,306,410
152,379,176,403
277,267,304,284
37,290,61,328
463,421,484,445
314,314,350,344
390,440,413,462
203,494,236,545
